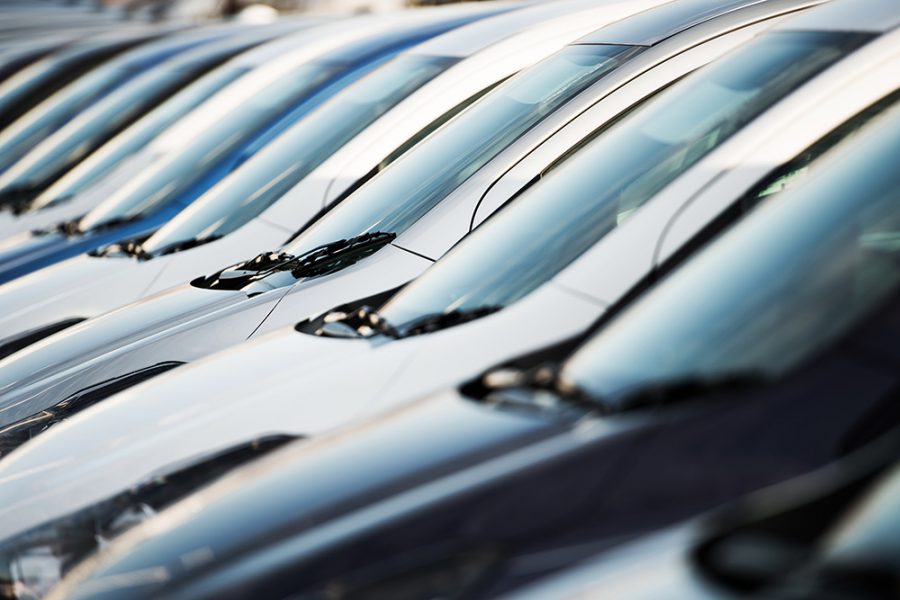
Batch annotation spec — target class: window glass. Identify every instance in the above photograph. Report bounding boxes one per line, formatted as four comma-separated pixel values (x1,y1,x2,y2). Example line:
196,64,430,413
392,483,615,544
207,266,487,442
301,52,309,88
141,55,457,254
32,66,249,210
0,61,130,172
4,68,189,190
76,63,338,232
282,44,643,257
562,101,900,404
378,32,867,332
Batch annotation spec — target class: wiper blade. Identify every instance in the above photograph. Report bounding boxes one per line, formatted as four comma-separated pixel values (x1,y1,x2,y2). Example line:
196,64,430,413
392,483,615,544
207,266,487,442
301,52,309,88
193,231,396,292
50,216,140,238
89,238,151,260
156,235,223,257
0,185,40,215
317,304,400,339
612,372,769,412
479,367,767,415
401,306,502,337
481,364,602,415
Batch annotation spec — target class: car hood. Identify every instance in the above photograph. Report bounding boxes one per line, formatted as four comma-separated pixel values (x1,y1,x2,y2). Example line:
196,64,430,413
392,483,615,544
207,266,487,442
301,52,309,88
50,389,564,600
0,283,274,426
0,328,383,540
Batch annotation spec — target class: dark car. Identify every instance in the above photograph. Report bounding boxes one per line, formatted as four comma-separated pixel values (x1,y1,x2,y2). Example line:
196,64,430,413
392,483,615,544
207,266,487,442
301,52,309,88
44,54,900,600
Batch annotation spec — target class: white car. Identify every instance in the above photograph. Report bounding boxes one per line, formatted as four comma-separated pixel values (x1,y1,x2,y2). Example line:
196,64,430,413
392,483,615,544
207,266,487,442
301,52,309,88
0,6,479,241
0,0,819,419
2,0,894,545
0,0,672,350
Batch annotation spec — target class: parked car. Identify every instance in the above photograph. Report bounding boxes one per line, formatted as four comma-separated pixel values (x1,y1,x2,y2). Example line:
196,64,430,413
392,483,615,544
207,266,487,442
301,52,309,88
503,428,900,600
37,91,900,599
0,3,503,284
0,0,674,359
0,0,896,579
0,0,832,423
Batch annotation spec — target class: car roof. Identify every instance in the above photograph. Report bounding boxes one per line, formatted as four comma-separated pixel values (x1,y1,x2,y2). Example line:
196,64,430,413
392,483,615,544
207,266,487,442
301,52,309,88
411,0,644,58
577,0,789,45
774,0,900,33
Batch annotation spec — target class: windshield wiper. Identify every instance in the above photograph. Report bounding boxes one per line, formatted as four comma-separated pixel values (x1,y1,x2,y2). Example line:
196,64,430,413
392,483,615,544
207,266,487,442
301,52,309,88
479,367,768,415
193,231,396,292
316,304,400,339
611,372,769,412
156,235,223,257
90,238,151,260
0,185,40,215
401,306,502,337
49,216,140,238
480,364,601,415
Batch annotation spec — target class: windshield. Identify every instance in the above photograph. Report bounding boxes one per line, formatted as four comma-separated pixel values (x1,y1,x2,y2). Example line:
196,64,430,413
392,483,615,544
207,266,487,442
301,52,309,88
281,44,642,258
32,66,249,210
0,63,209,192
377,31,867,333
141,54,458,255
562,101,900,405
0,60,132,172
76,63,339,232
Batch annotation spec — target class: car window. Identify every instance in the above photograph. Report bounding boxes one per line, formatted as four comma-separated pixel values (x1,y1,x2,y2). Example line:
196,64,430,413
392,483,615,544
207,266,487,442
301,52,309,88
32,66,249,210
562,100,900,404
76,63,339,232
281,44,644,257
377,31,870,334
140,54,458,255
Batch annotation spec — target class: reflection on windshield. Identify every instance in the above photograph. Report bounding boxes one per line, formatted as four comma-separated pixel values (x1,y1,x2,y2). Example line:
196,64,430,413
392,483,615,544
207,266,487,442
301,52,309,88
0,60,132,172
282,44,643,257
562,102,900,404
2,65,203,193
141,55,457,255
75,63,338,232
32,66,249,211
378,31,867,333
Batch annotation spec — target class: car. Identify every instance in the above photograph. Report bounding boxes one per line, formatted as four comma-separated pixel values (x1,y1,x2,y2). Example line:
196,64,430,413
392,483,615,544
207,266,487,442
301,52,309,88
502,428,900,600
0,22,304,213
0,4,504,285
33,92,900,599
0,0,828,421
0,23,247,174
0,0,893,573
0,0,676,359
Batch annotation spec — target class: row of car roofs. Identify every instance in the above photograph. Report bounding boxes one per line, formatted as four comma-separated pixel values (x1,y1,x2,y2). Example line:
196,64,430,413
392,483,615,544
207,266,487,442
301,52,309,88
0,0,897,598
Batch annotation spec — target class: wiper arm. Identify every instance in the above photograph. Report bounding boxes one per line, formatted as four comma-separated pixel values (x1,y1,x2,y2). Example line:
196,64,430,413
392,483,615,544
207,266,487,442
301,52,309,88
0,185,40,215
49,216,140,238
612,371,769,412
89,238,151,260
480,364,602,415
479,367,768,415
316,304,400,339
401,306,502,337
156,235,223,257
193,231,396,292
